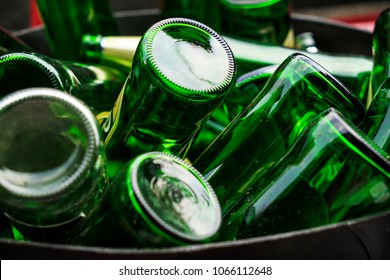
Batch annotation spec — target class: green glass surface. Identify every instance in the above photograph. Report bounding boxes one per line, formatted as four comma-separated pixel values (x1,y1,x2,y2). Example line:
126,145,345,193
187,65,276,161
360,77,390,153
371,8,390,97
100,18,236,161
72,152,221,248
193,53,365,215
36,0,119,60
224,35,372,105
0,26,34,55
81,35,141,75
160,0,220,31
325,77,390,221
0,88,107,243
78,34,372,105
220,109,389,241
0,52,126,113
219,0,291,45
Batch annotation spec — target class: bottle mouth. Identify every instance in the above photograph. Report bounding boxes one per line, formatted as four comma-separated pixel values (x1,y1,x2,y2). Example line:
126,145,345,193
0,88,101,199
129,152,222,243
0,53,64,97
145,18,235,99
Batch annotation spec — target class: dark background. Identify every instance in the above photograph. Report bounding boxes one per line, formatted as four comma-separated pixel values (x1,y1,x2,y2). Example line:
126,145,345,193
0,0,389,31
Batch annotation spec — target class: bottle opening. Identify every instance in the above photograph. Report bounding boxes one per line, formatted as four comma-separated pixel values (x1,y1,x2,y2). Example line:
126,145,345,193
147,18,235,97
0,88,99,198
0,53,62,97
130,152,221,243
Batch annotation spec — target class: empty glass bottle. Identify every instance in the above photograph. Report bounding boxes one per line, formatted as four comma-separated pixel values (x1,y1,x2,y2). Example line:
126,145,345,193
187,65,277,161
219,0,292,46
325,77,390,222
224,35,372,105
0,26,34,55
220,108,389,241
36,0,119,60
0,88,107,243
85,34,372,105
0,52,126,113
71,152,221,248
193,53,365,215
371,8,390,98
100,18,236,161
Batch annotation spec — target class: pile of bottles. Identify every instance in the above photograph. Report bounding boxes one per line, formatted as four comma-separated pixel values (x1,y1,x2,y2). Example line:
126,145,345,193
0,0,389,249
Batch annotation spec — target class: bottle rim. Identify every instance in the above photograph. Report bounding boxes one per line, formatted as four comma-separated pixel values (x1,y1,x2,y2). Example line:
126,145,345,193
0,87,101,198
128,151,222,243
144,17,236,97
0,52,64,91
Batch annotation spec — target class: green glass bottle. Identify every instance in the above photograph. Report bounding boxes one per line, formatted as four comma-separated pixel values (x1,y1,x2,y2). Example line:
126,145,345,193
187,65,277,161
224,35,372,105
371,8,390,98
82,34,372,106
81,34,140,74
219,0,292,45
219,108,389,241
160,0,220,31
71,152,221,248
0,52,126,113
36,0,119,60
0,26,34,55
193,53,365,215
100,18,236,161
325,77,390,222
0,88,107,243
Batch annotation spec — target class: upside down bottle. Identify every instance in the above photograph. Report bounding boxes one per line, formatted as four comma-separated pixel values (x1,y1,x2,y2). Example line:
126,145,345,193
71,152,221,248
0,52,126,113
99,18,236,162
0,88,108,243
220,108,389,241
193,53,365,216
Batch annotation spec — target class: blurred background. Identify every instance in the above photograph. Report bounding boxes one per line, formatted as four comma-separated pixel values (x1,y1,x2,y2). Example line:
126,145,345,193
0,0,389,32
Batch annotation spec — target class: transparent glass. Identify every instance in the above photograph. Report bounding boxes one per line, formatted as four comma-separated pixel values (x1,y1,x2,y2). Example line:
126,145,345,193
0,88,107,243
360,77,390,153
71,152,221,248
194,53,365,215
224,35,372,105
79,34,372,105
219,0,291,45
187,65,277,161
100,18,236,161
219,109,389,241
0,52,126,113
160,0,220,31
371,8,390,96
36,0,119,60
